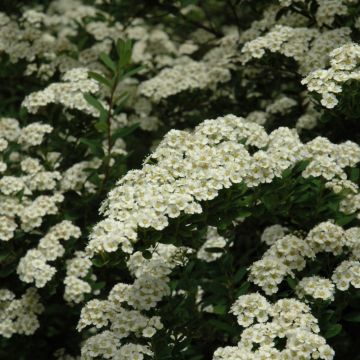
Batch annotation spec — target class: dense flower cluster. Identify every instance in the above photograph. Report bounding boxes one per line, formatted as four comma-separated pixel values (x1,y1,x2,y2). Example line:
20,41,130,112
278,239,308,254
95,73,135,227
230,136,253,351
81,115,360,358
215,295,334,360
296,276,335,301
22,68,100,115
0,119,65,239
0,288,44,338
302,43,360,108
140,59,231,102
241,25,350,74
88,115,360,257
249,222,360,298
79,243,190,358
17,221,81,288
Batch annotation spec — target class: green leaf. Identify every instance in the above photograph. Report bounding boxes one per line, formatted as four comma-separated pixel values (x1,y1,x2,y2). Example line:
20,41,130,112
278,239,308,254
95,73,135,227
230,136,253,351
294,160,311,173
208,319,238,334
83,93,106,113
236,281,250,296
87,171,102,186
343,312,360,322
236,209,251,219
114,92,130,113
88,71,112,88
350,167,359,183
99,52,117,73
79,138,104,157
212,304,227,315
121,65,144,80
0,263,17,277
336,214,357,226
94,120,108,133
92,281,106,291
234,267,247,284
0,250,10,263
92,257,109,268
286,276,298,290
113,123,139,140
116,39,133,68
324,324,342,339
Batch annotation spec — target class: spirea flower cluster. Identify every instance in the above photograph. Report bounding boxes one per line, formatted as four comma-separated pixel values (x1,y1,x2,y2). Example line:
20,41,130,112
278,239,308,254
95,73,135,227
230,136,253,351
216,295,334,360
302,43,360,108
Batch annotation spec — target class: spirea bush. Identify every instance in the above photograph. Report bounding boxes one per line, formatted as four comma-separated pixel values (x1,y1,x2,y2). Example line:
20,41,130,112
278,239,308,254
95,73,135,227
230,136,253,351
1,0,360,359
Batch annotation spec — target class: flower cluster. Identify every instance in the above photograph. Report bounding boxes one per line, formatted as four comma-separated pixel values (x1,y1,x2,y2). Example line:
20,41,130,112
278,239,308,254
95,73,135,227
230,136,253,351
17,221,81,288
0,119,66,238
139,59,231,102
249,221,360,298
22,67,100,115
332,260,360,290
80,114,360,358
88,115,360,257
241,25,350,74
278,0,356,28
302,43,360,108
215,295,333,360
230,293,271,327
79,243,189,358
261,224,288,245
296,276,335,301
64,251,92,303
265,95,297,115
0,288,44,338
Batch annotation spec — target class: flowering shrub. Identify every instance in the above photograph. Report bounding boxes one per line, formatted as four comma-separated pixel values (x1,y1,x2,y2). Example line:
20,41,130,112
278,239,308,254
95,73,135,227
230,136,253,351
1,1,360,359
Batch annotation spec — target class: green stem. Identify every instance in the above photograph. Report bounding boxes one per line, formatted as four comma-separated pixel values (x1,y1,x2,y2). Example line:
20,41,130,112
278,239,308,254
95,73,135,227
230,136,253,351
98,72,119,194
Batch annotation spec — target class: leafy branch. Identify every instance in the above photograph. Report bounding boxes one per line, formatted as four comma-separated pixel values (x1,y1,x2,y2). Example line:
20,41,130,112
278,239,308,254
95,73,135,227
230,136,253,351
84,39,143,194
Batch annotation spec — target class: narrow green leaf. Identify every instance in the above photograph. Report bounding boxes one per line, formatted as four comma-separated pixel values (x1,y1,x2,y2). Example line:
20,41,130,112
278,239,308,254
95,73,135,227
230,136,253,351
208,319,238,334
79,138,104,157
212,304,227,315
236,209,251,219
92,257,108,268
121,65,144,80
92,281,106,291
350,168,359,182
343,312,360,322
115,92,129,110
113,123,139,140
236,281,250,296
88,71,112,88
94,120,108,133
116,38,125,58
324,324,342,339
336,214,357,226
83,93,106,113
99,107,108,123
117,39,133,68
99,52,117,73
286,276,297,290
234,267,247,284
